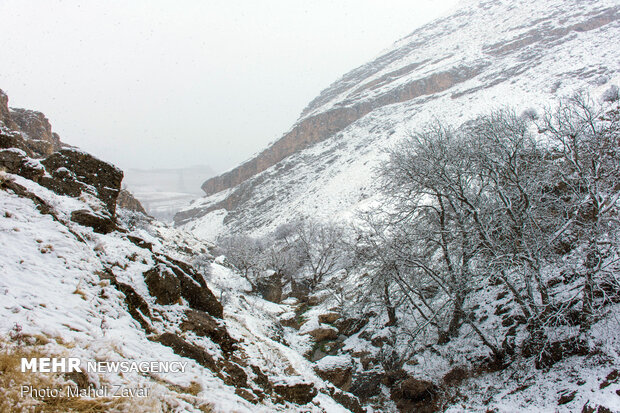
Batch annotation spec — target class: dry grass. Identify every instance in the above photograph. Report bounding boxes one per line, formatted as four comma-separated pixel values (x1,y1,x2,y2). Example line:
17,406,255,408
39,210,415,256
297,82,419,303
0,336,214,412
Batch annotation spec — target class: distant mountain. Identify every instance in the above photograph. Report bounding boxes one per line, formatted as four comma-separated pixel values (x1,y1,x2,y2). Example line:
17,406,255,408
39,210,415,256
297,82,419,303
124,165,216,221
176,0,620,240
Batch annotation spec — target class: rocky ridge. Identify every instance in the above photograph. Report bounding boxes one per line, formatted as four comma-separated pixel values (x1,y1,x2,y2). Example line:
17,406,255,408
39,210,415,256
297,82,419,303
178,0,620,237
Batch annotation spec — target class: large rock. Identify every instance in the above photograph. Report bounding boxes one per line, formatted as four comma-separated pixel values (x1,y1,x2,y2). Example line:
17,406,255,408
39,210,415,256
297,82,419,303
0,89,18,130
116,188,148,214
318,311,340,324
0,149,44,182
255,272,283,303
390,377,438,413
303,325,339,342
143,264,182,305
9,108,61,156
155,332,217,370
151,256,223,319
70,209,116,234
273,380,317,405
313,355,353,391
41,148,123,215
349,372,383,401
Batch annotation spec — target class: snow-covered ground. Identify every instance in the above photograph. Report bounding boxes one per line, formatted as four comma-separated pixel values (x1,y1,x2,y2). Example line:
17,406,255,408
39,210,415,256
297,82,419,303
0,172,351,412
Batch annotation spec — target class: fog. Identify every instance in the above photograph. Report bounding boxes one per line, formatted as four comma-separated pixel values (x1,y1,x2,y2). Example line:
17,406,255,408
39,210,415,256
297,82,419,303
0,0,458,173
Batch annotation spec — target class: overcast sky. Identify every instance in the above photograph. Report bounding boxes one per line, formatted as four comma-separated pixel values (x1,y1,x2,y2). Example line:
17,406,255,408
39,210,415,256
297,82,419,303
0,0,459,173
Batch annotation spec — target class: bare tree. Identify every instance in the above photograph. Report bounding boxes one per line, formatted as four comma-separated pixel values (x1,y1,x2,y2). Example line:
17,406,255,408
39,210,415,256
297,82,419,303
294,219,346,290
217,235,264,290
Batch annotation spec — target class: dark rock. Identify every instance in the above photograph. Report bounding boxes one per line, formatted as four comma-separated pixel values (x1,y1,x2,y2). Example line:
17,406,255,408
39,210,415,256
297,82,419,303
334,317,368,336
304,325,339,342
443,366,469,385
599,369,619,389
153,255,223,318
558,390,576,405
349,372,383,401
273,381,317,405
288,279,311,302
314,357,353,391
220,360,248,388
235,388,258,404
390,377,438,413
155,332,216,370
0,131,35,157
0,148,44,181
0,89,17,130
180,309,236,355
113,280,153,333
127,235,153,251
255,272,283,303
250,365,272,393
70,209,116,234
176,268,223,318
582,403,614,413
143,265,182,305
41,148,123,215
535,337,589,369
328,387,365,413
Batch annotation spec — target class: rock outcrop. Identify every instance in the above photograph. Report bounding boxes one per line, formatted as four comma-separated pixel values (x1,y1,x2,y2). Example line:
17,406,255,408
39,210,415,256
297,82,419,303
116,188,148,214
9,108,62,156
0,89,124,233
41,148,124,215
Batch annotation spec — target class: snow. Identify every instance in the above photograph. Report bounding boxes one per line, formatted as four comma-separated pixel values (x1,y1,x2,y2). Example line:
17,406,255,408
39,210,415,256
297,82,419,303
0,172,353,412
180,0,620,240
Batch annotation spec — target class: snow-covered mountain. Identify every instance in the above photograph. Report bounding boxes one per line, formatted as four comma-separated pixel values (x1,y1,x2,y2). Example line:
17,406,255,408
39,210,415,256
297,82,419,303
176,0,620,240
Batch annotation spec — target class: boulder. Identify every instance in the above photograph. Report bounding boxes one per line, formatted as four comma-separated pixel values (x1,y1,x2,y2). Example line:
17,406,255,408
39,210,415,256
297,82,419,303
0,130,34,156
390,377,438,413
255,272,283,303
0,148,44,182
314,355,353,391
70,209,116,234
0,90,18,131
304,325,339,342
318,311,340,324
349,372,383,401
328,388,365,413
41,148,123,215
9,108,61,156
273,380,317,405
154,256,223,318
144,265,182,305
117,189,148,215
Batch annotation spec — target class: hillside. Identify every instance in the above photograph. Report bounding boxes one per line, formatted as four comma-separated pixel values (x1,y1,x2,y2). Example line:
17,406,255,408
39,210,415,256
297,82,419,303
176,0,620,239
0,90,360,412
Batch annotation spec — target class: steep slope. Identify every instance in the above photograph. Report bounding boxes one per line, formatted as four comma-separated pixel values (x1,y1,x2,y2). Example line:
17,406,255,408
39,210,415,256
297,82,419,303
177,0,620,239
0,91,361,412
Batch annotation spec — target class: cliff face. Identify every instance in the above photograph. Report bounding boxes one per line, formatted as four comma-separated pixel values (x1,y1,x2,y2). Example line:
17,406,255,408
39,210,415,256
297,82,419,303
200,1,619,198
0,89,63,157
180,0,620,237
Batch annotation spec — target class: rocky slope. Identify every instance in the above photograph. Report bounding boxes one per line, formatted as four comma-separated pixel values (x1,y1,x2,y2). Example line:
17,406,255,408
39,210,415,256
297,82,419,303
0,91,361,412
177,0,620,239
